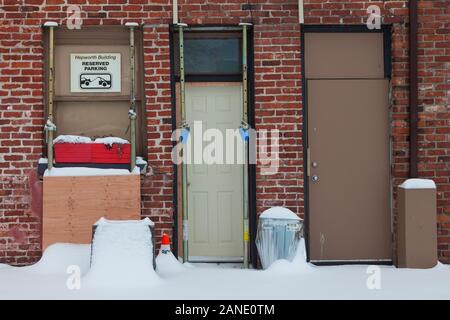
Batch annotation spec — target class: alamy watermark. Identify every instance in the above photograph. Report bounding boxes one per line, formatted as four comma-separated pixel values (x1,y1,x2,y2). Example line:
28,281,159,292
66,265,81,290
366,5,382,30
366,265,382,290
67,5,82,30
171,121,280,175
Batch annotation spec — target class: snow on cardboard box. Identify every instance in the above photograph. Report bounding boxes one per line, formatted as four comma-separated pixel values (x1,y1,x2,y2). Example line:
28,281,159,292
83,218,160,288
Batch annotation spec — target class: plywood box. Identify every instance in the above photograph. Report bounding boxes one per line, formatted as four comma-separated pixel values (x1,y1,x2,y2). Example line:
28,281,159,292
43,174,141,249
397,185,437,268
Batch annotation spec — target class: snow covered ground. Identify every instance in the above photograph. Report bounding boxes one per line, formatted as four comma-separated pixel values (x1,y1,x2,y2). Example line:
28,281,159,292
0,241,449,300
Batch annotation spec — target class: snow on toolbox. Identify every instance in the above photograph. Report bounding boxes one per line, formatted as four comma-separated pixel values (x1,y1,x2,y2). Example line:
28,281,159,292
53,135,130,164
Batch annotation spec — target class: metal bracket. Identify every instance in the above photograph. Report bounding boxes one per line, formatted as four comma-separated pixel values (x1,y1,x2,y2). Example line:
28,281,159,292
128,109,137,120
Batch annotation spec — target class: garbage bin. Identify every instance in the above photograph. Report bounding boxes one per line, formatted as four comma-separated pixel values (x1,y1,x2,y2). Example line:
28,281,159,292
256,207,303,269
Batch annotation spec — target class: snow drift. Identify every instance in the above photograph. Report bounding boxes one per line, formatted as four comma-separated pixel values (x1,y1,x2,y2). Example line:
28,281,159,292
26,243,91,275
156,250,185,277
1,238,450,299
265,238,312,274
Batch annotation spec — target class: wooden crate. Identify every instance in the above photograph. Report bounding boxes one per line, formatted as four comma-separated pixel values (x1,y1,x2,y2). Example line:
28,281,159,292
42,174,141,249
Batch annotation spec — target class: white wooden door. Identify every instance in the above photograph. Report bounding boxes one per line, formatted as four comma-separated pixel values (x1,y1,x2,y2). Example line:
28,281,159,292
186,84,244,261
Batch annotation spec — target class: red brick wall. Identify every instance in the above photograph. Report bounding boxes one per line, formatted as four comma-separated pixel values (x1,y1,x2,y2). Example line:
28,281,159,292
0,0,448,265
140,25,173,245
0,16,44,264
414,1,449,264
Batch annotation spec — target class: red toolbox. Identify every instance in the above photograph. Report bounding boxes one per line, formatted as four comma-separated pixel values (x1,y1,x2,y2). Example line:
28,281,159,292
54,143,130,164
91,143,131,164
54,143,92,163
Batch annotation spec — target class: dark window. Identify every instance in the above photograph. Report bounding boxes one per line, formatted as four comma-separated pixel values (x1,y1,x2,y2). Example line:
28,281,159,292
174,32,242,77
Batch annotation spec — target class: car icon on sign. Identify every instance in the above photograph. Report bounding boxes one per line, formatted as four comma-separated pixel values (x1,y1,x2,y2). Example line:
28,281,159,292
80,73,112,89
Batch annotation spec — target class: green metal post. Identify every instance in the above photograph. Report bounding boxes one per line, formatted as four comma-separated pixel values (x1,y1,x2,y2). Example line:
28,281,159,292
178,23,189,262
126,22,138,171
240,23,251,268
43,22,58,170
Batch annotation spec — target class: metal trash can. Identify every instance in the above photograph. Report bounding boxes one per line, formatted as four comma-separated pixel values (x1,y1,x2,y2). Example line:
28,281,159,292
256,207,303,269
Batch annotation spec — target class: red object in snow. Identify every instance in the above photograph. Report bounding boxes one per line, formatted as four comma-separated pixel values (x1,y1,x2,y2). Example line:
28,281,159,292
54,143,130,164
54,143,92,163
162,233,170,245
161,233,171,254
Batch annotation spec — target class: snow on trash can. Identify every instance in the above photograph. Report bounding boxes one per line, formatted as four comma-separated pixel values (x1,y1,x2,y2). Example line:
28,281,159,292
256,207,303,269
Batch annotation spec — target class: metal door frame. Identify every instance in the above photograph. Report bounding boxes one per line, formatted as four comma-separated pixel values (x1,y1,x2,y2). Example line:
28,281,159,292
301,24,393,265
169,24,257,266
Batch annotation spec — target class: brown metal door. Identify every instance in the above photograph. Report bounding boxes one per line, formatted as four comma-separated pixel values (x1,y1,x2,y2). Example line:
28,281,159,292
307,79,391,262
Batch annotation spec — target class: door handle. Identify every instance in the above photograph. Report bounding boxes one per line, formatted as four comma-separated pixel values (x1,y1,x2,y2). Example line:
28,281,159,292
311,175,319,182
307,147,319,177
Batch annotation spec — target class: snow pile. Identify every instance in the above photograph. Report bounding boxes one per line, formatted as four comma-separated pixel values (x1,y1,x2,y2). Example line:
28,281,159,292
136,156,147,165
1,241,450,299
94,137,129,146
83,218,160,288
53,135,92,144
44,167,138,177
136,156,148,173
26,243,91,275
53,135,130,146
264,238,312,275
156,251,185,277
399,179,436,189
259,206,301,220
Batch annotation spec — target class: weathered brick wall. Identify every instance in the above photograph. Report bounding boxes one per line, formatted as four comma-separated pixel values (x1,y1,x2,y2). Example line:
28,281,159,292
414,1,449,264
0,15,44,264
140,24,173,244
0,0,448,265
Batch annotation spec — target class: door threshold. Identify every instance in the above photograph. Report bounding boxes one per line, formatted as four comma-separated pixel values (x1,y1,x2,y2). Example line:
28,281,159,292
310,259,393,266
190,262,246,269
188,256,244,263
